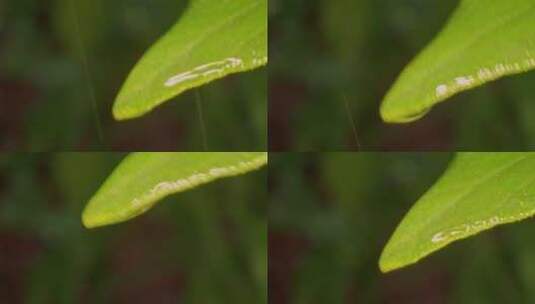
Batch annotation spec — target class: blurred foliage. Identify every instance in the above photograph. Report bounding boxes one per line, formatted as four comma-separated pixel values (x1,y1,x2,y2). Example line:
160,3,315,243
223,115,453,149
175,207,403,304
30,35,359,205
0,153,266,304
269,153,535,303
1,0,266,150
269,0,535,151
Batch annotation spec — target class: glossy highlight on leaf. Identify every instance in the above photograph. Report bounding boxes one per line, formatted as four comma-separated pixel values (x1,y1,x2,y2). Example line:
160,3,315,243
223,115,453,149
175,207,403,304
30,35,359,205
113,0,267,120
380,1,535,123
82,152,267,228
380,153,535,273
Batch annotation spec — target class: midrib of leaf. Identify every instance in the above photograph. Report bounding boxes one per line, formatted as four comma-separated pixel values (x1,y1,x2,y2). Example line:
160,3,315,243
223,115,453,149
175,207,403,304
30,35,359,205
395,3,535,99
385,154,530,252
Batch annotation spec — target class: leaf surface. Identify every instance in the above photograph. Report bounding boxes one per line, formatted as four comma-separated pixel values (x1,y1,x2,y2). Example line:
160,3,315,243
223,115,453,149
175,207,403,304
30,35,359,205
82,152,267,228
380,153,535,272
113,0,267,120
380,1,535,123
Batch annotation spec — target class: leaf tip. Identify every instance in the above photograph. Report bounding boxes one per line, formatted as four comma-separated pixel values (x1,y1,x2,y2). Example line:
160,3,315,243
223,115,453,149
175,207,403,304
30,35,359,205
82,207,125,229
112,103,134,121
378,263,393,274
380,100,432,124
81,202,119,229
379,103,398,124
378,248,399,273
81,209,99,229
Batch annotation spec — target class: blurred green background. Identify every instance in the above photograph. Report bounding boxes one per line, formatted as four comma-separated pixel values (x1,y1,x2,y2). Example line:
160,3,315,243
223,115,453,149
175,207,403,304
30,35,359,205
270,153,535,303
0,153,266,303
269,0,535,151
1,0,266,151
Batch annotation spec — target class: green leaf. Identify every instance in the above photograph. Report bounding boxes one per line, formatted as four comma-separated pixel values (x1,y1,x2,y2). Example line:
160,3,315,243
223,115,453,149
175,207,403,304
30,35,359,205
380,153,535,272
82,152,267,228
113,0,267,120
380,1,535,123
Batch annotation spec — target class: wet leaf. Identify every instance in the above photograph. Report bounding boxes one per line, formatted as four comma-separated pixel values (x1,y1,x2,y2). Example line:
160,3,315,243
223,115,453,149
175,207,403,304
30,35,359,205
82,152,267,228
380,1,535,123
380,153,535,272
113,0,267,120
